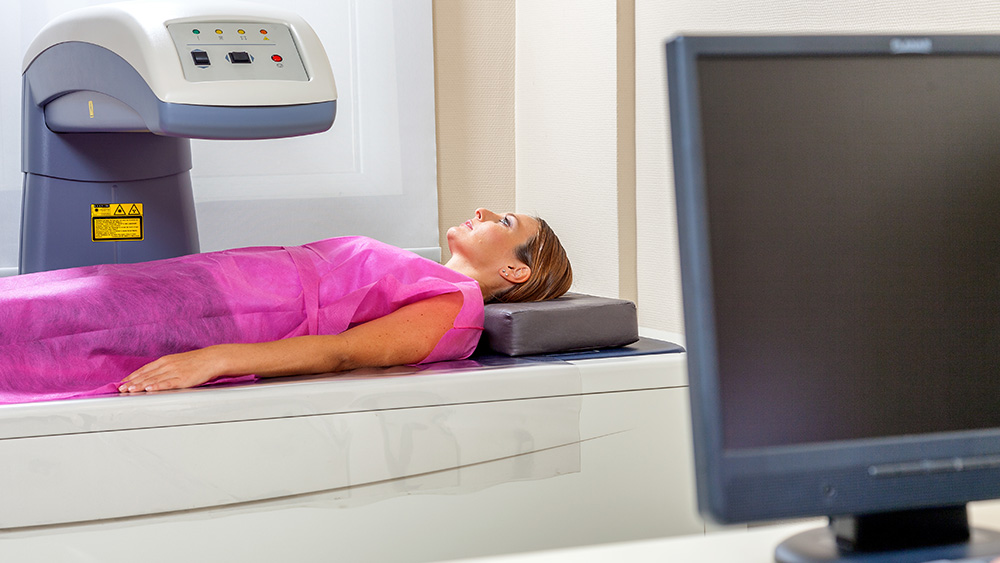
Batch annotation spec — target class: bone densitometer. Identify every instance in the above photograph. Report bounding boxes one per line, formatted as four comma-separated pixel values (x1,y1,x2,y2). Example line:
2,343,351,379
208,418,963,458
19,0,336,273
1,3,696,561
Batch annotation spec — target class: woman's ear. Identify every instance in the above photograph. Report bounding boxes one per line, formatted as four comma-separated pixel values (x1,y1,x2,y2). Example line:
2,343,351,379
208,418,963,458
500,264,531,284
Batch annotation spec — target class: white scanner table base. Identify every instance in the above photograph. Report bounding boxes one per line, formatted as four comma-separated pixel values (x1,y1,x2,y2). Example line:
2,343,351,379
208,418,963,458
0,348,700,562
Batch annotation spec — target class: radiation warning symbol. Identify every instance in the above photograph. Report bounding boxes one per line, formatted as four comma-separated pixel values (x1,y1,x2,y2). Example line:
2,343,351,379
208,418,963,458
92,203,144,242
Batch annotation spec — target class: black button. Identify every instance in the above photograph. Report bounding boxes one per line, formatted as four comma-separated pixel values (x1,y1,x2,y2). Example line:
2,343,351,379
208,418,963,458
191,50,211,66
229,51,252,64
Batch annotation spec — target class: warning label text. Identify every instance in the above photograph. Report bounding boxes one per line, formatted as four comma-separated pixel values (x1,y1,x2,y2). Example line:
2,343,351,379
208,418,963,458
92,203,144,242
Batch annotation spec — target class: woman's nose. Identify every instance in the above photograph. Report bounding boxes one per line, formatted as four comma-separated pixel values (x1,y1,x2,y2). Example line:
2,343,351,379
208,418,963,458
475,208,497,222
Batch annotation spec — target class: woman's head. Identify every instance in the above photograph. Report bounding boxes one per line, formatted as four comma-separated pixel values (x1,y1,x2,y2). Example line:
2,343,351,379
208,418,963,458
445,208,572,303
489,217,572,303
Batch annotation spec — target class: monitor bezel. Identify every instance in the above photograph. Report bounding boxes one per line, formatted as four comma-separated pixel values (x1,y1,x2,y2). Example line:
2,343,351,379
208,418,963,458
667,34,1000,524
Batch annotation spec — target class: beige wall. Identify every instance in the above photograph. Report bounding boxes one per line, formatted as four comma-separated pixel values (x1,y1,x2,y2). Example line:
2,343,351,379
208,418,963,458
433,1,517,263
436,1,1000,335
434,0,637,304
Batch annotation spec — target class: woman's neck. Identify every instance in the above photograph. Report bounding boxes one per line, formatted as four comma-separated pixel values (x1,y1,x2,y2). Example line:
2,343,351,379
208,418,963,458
444,256,501,301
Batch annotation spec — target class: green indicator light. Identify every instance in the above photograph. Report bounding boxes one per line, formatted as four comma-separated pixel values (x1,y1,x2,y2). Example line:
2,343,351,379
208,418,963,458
192,29,200,34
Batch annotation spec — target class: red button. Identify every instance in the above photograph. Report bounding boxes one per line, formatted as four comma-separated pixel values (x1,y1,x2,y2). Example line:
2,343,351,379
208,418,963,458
271,54,283,62
260,29,268,34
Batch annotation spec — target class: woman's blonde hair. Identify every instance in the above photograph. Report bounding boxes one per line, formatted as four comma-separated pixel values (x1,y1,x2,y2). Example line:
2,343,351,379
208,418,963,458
491,217,572,303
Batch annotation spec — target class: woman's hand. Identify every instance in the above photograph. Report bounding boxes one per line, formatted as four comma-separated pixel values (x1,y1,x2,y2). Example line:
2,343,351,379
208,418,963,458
119,346,233,394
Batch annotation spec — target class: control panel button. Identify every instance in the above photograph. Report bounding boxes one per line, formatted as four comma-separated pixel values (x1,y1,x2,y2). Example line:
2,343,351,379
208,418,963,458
271,54,283,62
191,50,211,66
229,51,252,64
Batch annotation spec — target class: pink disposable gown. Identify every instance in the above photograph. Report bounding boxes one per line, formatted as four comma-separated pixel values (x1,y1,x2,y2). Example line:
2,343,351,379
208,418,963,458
0,236,485,404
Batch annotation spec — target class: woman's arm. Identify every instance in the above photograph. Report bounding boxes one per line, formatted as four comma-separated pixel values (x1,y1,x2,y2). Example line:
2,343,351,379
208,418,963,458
119,291,464,394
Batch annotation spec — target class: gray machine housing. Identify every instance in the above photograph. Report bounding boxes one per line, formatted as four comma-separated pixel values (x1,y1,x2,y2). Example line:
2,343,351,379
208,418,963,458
19,4,337,274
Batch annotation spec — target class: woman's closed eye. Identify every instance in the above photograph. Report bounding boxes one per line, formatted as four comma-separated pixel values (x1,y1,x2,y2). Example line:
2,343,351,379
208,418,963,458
501,216,512,227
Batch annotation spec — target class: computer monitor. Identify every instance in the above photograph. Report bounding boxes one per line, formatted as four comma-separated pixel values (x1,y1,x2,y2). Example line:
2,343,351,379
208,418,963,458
667,35,1000,562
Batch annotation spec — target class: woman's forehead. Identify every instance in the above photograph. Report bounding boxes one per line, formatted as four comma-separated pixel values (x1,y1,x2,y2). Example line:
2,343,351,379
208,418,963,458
512,213,539,231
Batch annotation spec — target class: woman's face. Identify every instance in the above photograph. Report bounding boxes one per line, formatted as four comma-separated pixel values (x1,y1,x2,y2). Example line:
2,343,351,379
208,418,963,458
447,208,539,268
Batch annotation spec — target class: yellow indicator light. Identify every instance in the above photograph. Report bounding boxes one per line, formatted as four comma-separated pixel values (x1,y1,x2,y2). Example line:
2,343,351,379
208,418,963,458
88,100,94,118
215,29,223,34
237,29,246,34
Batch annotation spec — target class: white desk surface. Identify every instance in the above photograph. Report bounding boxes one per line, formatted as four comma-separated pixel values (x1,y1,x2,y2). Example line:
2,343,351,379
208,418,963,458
455,501,1000,563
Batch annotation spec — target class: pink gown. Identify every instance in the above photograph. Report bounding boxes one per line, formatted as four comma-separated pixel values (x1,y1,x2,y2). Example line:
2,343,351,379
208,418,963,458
0,236,485,404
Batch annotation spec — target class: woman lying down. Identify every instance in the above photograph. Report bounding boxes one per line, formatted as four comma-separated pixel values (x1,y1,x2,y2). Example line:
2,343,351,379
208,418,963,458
0,209,572,404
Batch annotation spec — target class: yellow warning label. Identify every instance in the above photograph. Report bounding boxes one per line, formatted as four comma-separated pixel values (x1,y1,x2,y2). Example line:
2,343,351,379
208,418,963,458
92,203,143,242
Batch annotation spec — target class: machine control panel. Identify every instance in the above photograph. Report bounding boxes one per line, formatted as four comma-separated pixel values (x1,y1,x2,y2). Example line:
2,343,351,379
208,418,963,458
167,21,308,82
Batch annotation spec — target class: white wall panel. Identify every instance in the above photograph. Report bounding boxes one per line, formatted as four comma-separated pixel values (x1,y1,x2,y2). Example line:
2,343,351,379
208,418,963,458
636,0,1000,335
515,0,621,299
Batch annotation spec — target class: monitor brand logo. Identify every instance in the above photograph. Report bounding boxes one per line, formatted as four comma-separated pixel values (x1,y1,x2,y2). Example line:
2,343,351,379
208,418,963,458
890,37,933,54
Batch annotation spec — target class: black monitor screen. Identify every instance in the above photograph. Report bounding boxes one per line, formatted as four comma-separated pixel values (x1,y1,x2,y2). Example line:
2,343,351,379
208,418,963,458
668,37,1000,545
698,55,1000,450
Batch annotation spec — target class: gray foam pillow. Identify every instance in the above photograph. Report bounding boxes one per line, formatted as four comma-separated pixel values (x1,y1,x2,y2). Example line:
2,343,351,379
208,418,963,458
481,293,639,356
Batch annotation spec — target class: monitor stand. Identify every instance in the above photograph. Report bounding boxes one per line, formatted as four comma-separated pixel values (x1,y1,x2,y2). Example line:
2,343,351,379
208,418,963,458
776,505,1000,563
